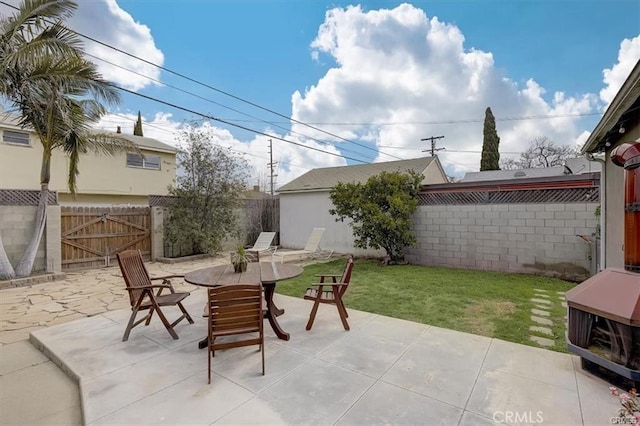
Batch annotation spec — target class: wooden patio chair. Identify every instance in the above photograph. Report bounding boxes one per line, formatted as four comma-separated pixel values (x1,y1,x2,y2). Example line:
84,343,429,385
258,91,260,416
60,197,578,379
304,256,354,331
116,250,194,342
207,284,265,384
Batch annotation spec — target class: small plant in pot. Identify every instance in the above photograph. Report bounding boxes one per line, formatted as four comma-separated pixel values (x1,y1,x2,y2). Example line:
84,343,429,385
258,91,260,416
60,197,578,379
231,245,248,273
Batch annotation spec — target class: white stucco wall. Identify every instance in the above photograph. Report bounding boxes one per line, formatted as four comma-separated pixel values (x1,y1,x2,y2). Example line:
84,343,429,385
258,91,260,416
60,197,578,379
279,191,385,257
604,153,625,269
604,129,640,269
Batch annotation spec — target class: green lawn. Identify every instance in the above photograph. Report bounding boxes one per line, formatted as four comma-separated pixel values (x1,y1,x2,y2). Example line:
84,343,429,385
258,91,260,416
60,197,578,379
276,258,576,353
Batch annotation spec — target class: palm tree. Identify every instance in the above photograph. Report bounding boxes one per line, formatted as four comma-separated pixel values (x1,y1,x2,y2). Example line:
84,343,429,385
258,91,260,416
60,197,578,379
0,0,136,277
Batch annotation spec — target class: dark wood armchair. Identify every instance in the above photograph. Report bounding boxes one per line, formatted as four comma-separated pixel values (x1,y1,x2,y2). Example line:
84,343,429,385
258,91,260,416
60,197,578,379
116,250,194,342
207,284,265,384
304,256,354,331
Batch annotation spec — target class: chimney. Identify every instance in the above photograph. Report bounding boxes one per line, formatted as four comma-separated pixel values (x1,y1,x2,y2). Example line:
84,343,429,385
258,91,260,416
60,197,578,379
253,185,260,192
116,126,121,134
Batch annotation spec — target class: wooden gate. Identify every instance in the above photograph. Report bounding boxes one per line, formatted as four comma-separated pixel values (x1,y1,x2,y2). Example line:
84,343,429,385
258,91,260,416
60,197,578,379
61,207,151,271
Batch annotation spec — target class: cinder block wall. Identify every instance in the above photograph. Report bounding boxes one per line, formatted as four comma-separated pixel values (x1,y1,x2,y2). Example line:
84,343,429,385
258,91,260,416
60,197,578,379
405,203,599,281
0,206,46,273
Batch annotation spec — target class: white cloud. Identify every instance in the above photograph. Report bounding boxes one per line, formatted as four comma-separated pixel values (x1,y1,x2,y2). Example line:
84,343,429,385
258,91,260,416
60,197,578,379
70,0,164,91
600,35,640,108
292,4,600,177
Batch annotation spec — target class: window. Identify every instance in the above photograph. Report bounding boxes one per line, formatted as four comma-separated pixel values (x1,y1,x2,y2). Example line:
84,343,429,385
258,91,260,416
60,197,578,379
126,152,161,170
3,130,30,146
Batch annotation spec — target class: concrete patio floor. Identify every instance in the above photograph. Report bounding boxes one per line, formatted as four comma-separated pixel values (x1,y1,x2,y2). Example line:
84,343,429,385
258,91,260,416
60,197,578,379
0,256,623,425
30,291,619,425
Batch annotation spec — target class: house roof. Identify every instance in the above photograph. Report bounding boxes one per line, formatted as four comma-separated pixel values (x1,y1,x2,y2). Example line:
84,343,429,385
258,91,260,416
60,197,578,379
92,131,177,154
582,60,640,154
0,111,176,154
461,157,601,183
277,157,439,193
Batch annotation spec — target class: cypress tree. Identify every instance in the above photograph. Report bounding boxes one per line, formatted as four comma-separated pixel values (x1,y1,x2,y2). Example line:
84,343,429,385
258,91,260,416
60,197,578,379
133,111,144,136
480,107,500,171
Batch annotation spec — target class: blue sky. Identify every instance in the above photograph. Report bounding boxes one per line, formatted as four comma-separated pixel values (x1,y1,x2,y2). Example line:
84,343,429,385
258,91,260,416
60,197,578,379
3,0,640,186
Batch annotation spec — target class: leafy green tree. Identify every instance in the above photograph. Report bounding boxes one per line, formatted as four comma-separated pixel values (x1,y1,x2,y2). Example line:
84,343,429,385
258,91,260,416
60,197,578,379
480,107,501,171
329,170,422,262
133,110,143,136
164,126,249,255
0,0,134,278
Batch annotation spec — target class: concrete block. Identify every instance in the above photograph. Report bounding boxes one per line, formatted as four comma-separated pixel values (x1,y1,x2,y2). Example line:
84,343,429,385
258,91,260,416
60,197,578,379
575,211,597,220
446,231,461,239
535,211,554,219
516,240,536,249
525,204,545,212
476,218,491,226
508,204,527,212
453,211,468,219
483,212,499,219
544,234,565,243
565,219,586,228
516,226,535,234
565,204,588,212
555,227,576,236
508,233,525,241
460,219,473,226
526,219,545,227
545,204,566,212
446,218,461,226
510,219,526,227
483,225,499,233
499,211,517,219
516,211,535,219
554,211,575,220
545,219,564,227
491,218,509,226
491,205,509,212
534,226,554,235
525,234,544,242
482,239,500,247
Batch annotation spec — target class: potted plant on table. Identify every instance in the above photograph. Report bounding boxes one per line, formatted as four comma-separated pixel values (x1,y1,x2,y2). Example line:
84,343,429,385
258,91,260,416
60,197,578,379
231,245,248,273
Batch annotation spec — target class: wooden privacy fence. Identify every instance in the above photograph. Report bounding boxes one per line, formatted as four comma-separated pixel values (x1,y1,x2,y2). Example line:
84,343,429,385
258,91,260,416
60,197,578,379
60,207,151,271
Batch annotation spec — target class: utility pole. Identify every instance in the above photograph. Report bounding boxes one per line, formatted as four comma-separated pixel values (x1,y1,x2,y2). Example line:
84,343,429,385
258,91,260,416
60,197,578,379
420,135,445,156
267,139,278,197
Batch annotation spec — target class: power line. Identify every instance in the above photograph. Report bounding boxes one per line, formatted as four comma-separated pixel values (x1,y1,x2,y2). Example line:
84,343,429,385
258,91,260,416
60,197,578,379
101,112,312,172
0,0,400,161
112,84,370,164
86,52,377,163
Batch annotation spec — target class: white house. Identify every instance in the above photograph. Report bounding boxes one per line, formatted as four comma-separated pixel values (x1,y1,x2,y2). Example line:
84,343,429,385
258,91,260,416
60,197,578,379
277,156,448,256
581,60,640,269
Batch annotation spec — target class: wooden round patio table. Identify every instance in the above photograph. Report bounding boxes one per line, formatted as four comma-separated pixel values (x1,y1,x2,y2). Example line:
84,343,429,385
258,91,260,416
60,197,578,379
184,262,303,345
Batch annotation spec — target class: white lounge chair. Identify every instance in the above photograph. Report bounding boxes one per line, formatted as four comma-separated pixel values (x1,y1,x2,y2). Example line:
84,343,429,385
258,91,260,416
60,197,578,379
273,228,333,263
246,232,276,260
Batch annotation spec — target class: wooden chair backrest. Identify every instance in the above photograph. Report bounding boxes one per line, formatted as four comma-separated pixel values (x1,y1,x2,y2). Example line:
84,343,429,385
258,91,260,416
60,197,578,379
208,284,263,335
338,257,355,297
304,228,325,252
116,250,152,307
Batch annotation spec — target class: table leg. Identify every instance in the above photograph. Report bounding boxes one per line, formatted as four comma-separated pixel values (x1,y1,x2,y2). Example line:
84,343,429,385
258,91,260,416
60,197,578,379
263,282,290,341
198,336,208,349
